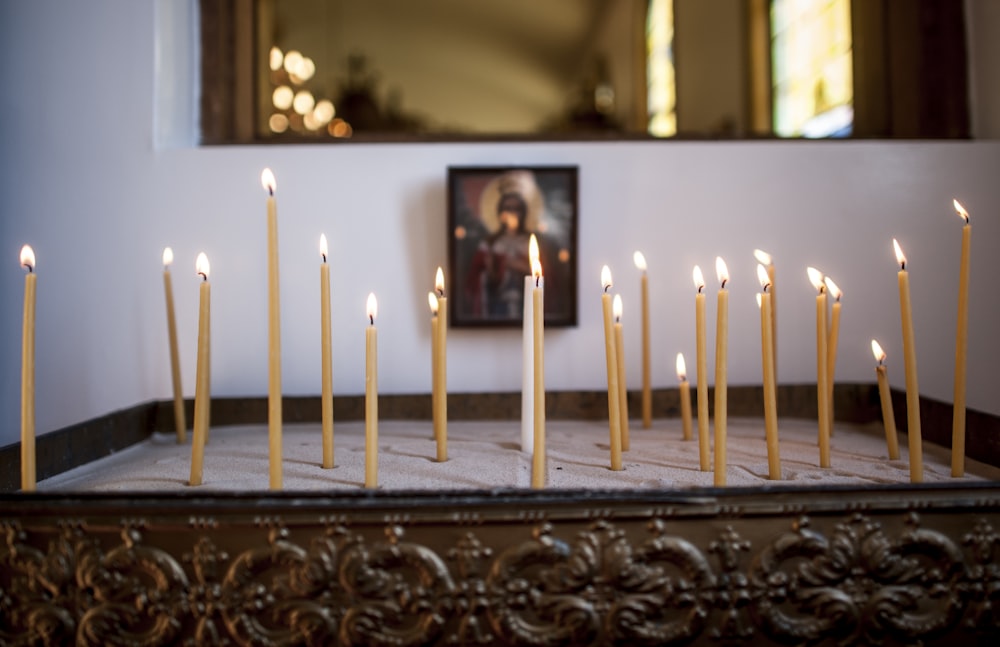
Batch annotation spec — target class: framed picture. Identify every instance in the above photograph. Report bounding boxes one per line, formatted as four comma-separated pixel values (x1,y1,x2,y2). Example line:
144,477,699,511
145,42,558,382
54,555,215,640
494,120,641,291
448,165,578,327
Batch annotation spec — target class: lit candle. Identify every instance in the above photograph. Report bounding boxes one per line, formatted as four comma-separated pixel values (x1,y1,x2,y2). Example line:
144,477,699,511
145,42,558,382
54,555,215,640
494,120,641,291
521,238,536,454
365,293,379,489
952,199,971,476
825,276,842,434
531,253,546,488
893,238,923,482
871,340,900,460
693,266,710,471
261,168,283,490
757,265,780,479
753,249,777,383
189,253,211,486
428,292,443,462
634,251,652,429
807,267,831,468
434,267,448,462
676,353,692,441
19,245,36,491
613,294,630,451
162,247,186,444
319,234,334,469
601,266,623,471
714,257,729,486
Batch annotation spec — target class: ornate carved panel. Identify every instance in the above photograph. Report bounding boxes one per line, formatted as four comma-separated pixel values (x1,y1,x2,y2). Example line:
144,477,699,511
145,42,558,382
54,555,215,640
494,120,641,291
3,485,1000,645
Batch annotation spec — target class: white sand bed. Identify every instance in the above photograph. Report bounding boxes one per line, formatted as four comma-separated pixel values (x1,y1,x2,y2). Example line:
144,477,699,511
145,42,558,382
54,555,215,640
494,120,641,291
37,417,999,492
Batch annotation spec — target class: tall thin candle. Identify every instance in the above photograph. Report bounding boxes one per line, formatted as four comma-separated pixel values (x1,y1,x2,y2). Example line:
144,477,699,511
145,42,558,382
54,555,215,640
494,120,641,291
714,257,729,486
693,266,709,471
189,253,211,486
434,267,448,462
676,353,692,441
871,340,900,459
753,249,777,383
162,247,186,443
19,245,36,491
634,251,652,429
893,239,923,482
319,235,334,469
521,240,536,454
601,266,623,471
808,267,831,468
261,168,283,490
952,199,971,476
531,255,546,488
757,265,780,480
825,276,842,434
365,293,379,489
613,294,629,451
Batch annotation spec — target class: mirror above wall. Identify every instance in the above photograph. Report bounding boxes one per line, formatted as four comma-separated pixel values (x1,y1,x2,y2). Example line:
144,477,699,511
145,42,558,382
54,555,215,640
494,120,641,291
199,0,971,143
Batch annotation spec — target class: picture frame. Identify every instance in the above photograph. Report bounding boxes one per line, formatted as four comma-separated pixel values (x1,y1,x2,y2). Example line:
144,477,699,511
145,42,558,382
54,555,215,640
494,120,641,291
447,165,579,328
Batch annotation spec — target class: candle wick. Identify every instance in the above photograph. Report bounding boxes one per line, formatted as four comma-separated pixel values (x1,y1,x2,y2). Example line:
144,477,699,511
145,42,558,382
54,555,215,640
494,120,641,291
23,263,33,273
369,314,374,326
819,285,825,294
604,284,611,294
535,276,540,288
268,187,274,197
900,261,906,271
437,288,444,297
697,285,704,294
763,282,771,293
322,253,327,263
198,272,207,282
721,279,728,290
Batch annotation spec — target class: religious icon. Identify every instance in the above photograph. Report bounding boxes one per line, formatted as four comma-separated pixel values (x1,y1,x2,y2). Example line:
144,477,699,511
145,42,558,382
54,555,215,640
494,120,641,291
448,166,578,327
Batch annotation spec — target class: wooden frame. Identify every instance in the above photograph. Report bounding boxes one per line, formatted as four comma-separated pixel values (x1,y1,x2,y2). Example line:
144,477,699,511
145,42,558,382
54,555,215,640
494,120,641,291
447,166,579,328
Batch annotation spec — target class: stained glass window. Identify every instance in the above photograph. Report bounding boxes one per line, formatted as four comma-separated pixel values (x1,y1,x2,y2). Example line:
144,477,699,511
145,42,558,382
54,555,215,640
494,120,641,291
646,0,676,137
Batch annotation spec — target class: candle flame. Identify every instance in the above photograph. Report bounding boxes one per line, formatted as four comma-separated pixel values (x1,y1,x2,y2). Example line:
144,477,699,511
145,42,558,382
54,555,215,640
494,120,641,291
435,266,445,296
953,199,969,224
824,276,842,301
613,293,623,321
871,339,886,364
756,263,770,291
806,267,825,292
715,257,729,288
892,238,906,269
366,292,377,324
319,233,328,261
676,352,687,381
692,265,705,292
601,265,612,292
162,247,173,267
260,168,276,195
196,252,210,280
428,291,438,315
529,235,541,281
20,245,34,272
753,248,772,265
633,250,647,272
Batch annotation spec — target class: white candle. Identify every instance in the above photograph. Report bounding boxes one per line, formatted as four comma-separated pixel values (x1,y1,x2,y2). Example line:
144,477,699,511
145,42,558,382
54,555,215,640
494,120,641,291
952,199,971,476
320,234,334,469
521,235,539,453
189,253,211,486
261,168,282,490
162,247,186,444
19,245,36,491
893,238,923,483
634,251,652,429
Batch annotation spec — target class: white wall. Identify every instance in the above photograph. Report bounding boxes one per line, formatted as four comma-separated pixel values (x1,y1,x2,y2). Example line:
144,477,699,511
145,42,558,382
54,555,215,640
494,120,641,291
1,1,999,448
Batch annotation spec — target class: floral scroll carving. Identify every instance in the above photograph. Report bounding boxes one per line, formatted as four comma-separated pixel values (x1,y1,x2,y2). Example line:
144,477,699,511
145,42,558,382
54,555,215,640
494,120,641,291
3,506,1000,645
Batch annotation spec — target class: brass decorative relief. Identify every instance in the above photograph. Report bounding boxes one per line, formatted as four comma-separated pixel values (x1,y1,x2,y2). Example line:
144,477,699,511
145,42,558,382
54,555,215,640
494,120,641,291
3,486,1000,645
